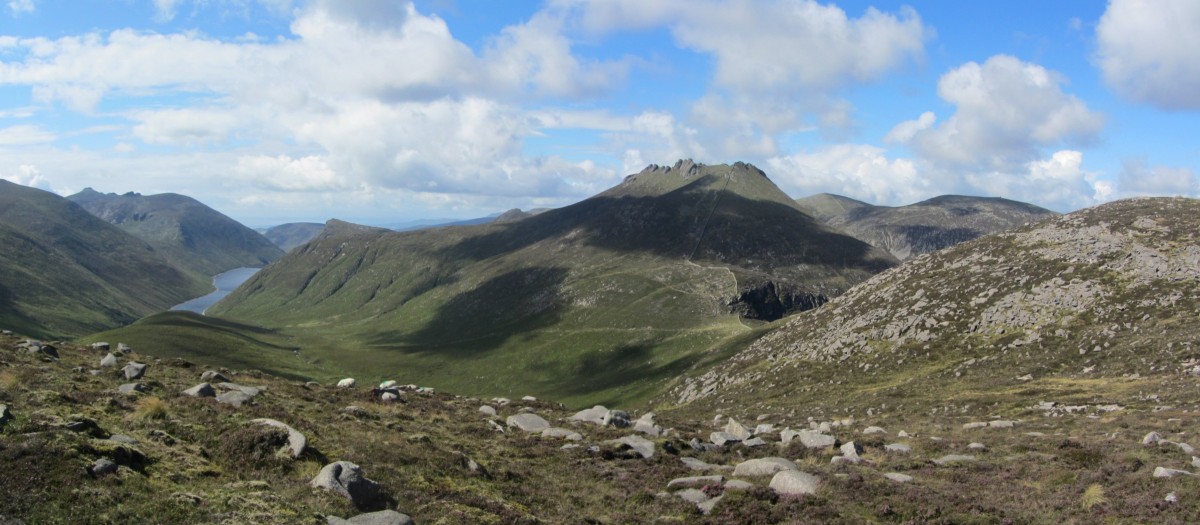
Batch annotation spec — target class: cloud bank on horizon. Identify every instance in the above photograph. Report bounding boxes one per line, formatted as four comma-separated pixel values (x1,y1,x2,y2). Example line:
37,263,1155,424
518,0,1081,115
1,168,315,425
0,0,1197,225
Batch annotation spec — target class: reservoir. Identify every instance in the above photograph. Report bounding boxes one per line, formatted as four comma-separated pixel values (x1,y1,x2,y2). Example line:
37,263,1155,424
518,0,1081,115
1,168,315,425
171,267,260,314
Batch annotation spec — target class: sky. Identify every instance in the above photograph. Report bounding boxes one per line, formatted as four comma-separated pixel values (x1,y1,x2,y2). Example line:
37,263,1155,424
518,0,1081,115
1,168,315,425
0,0,1197,227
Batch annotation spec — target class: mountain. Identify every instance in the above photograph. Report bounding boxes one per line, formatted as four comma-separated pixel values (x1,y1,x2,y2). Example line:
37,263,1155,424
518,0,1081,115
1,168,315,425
111,160,895,407
262,222,326,252
0,181,206,338
671,197,1200,419
68,188,284,279
795,193,1057,260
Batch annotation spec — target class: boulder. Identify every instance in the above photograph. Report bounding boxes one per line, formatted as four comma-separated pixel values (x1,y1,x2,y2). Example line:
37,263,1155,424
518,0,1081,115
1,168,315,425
863,426,886,434
378,380,397,389
570,405,608,425
884,472,914,483
217,383,261,397
931,454,976,465
603,410,631,428
216,391,254,407
634,413,662,436
733,457,797,477
479,405,497,417
182,383,217,398
680,457,723,472
91,458,118,477
117,383,148,394
675,488,709,504
252,418,307,458
1153,467,1195,478
769,470,819,496
1142,432,1162,445
100,353,118,368
337,378,356,388
725,480,754,491
968,442,987,450
710,431,741,447
521,395,537,402
200,370,229,383
884,443,911,454
754,423,776,435
109,434,138,445
666,475,723,489
326,510,415,525
541,427,583,441
311,461,381,508
506,413,550,432
122,362,147,380
742,437,767,448
724,418,752,441
609,435,655,459
780,429,800,444
797,430,836,449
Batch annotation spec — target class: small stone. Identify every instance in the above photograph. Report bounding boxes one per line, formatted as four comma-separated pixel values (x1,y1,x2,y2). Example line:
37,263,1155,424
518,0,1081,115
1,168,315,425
380,392,399,402
863,426,886,435
506,413,550,432
1165,492,1178,503
837,441,862,464
962,422,988,430
724,418,752,440
988,420,1015,428
479,405,497,416
754,423,776,435
109,434,138,445
898,431,910,438
117,383,148,394
968,442,987,450
117,343,132,354
541,427,583,441
741,437,767,448
91,458,118,477
710,431,741,447
884,472,913,483
609,435,655,458
697,495,723,515
216,390,254,407
122,362,147,380
100,353,118,367
200,370,229,383
884,443,911,453
932,454,976,465
666,475,723,489
378,380,397,389
311,461,381,508
521,395,537,402
1153,467,1194,478
769,470,819,496
336,378,355,388
1142,432,1162,445
797,430,836,449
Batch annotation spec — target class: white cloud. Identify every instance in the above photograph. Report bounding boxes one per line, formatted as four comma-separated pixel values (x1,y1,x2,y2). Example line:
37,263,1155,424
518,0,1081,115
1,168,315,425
967,150,1106,210
152,0,180,21
0,124,56,145
7,0,34,15
1117,159,1199,197
766,144,925,205
892,55,1103,170
131,108,243,145
1,164,50,190
1096,0,1200,110
483,9,628,99
237,154,348,192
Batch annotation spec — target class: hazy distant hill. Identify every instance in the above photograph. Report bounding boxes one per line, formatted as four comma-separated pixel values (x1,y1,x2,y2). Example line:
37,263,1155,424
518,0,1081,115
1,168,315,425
262,222,325,252
796,193,1057,260
0,181,205,338
115,160,894,406
68,188,284,278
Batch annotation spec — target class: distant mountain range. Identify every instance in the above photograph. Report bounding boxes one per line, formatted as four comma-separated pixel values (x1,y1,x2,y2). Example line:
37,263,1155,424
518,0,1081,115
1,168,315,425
0,181,204,338
795,193,1056,260
68,188,283,280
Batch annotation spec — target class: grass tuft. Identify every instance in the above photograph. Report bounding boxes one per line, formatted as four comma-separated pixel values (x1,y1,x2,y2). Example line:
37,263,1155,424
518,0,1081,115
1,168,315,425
132,396,169,421
1081,483,1107,510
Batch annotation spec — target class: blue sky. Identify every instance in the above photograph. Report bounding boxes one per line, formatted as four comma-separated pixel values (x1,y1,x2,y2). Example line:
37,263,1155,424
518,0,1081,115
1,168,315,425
1,0,1197,226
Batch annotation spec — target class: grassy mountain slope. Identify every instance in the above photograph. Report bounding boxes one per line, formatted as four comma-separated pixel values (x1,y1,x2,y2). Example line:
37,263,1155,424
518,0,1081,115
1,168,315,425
263,222,326,252
136,161,895,407
0,181,205,338
797,193,1056,260
68,188,283,278
670,197,1200,420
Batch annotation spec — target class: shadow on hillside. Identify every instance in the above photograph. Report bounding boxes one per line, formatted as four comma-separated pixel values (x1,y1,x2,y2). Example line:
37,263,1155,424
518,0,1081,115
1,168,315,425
433,175,893,273
0,283,44,338
138,311,299,351
558,341,705,407
366,266,568,356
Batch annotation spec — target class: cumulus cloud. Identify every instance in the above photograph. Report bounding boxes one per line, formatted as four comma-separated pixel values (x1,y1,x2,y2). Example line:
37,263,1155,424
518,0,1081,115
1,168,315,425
1116,159,1199,197
237,154,348,192
766,144,925,205
968,150,1107,210
483,9,629,99
131,108,244,145
0,164,50,190
1096,0,1200,110
891,55,1103,170
7,0,34,15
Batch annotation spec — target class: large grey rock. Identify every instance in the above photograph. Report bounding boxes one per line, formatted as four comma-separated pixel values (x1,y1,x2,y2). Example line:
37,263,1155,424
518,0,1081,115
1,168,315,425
1142,431,1163,445
884,472,914,483
91,458,118,477
863,426,886,434
479,405,497,417
780,429,800,444
724,480,755,491
797,430,836,449
337,378,355,388
742,437,767,448
217,383,261,397
675,488,709,504
710,431,741,446
99,353,118,368
216,390,254,407
182,383,216,398
833,441,862,464
506,413,550,432
1153,467,1195,478
610,435,655,458
932,454,976,465
724,418,752,441
603,410,631,428
733,457,797,477
200,370,229,383
326,510,415,525
680,457,724,472
885,443,912,454
311,461,380,508
634,412,662,436
569,405,608,425
667,475,723,489
252,418,307,458
122,362,147,380
769,470,819,496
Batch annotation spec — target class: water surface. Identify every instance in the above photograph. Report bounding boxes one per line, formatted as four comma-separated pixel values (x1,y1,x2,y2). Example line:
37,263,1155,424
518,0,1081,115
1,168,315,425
171,267,260,314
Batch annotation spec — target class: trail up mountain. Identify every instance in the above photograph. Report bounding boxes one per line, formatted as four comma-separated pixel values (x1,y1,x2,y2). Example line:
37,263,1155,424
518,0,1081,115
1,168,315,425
796,193,1056,260
0,181,204,338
